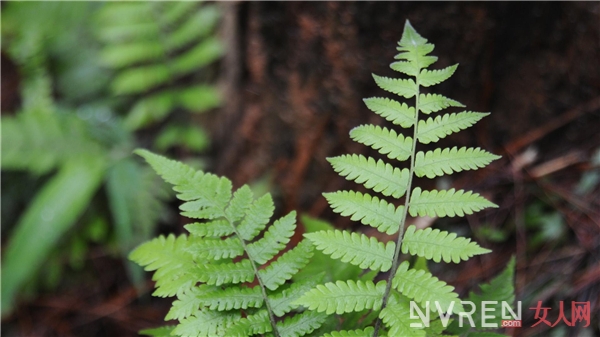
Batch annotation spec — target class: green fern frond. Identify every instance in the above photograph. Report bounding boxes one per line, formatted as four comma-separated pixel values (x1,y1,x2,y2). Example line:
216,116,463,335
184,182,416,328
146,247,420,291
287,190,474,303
350,124,413,161
186,237,244,260
237,193,276,241
295,280,386,315
409,187,498,217
259,240,314,291
372,74,418,98
392,261,463,314
198,260,255,286
324,190,403,235
305,230,394,272
322,327,375,337
172,310,240,337
246,211,296,265
225,311,272,337
198,286,264,311
184,219,234,238
270,278,321,317
414,147,501,178
419,64,458,87
418,93,465,114
165,286,206,321
328,154,409,198
379,301,425,337
417,112,489,144
402,225,491,263
363,97,415,128
275,310,328,337
129,234,194,280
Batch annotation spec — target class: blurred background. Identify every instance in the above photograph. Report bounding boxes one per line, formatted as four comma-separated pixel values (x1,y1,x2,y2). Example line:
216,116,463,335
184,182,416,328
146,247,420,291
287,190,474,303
1,2,598,336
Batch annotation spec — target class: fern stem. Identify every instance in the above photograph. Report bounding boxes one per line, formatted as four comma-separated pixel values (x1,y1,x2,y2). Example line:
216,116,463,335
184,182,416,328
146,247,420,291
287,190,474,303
373,78,421,337
230,220,281,337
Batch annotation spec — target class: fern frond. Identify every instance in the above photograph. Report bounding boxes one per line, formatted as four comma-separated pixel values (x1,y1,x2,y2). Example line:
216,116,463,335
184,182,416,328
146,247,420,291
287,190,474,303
186,237,244,260
305,230,394,272
165,286,211,321
322,327,375,337
328,154,409,198
363,97,415,128
417,112,489,144
198,286,264,311
270,278,320,317
350,124,413,161
225,184,254,223
409,187,498,217
237,193,275,241
198,260,255,286
129,234,194,279
414,147,501,178
172,310,240,337
225,311,272,337
152,269,201,298
276,310,327,337
246,211,296,264
324,190,403,235
402,225,491,263
372,74,418,98
392,261,463,314
418,93,465,114
419,64,458,87
184,219,233,238
259,240,314,291
295,280,386,315
379,301,425,337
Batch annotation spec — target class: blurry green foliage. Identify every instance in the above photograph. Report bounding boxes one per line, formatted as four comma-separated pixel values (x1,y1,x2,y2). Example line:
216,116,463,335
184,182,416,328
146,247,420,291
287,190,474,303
1,1,222,317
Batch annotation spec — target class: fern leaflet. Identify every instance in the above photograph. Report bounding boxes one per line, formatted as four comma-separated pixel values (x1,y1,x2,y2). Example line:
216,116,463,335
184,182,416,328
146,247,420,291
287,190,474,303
295,280,386,315
409,187,498,217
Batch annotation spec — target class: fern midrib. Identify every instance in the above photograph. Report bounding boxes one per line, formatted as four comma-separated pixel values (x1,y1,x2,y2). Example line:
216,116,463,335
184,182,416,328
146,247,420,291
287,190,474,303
372,65,422,337
226,213,281,337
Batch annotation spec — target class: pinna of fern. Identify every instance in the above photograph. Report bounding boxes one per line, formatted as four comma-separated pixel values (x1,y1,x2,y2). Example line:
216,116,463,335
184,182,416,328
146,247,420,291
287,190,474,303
295,20,502,336
130,150,328,337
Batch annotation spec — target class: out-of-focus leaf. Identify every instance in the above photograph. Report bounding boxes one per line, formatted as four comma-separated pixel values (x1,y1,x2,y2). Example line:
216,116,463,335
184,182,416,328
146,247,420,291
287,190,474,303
178,85,221,113
154,125,210,152
111,64,170,95
172,37,224,76
1,157,105,317
124,92,176,130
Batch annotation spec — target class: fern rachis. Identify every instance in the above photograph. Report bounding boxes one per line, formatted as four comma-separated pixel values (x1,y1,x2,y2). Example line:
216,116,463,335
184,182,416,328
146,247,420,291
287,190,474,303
295,21,505,337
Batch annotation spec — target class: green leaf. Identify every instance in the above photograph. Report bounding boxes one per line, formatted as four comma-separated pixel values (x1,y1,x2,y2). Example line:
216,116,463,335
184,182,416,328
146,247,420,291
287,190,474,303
197,285,263,311
419,93,464,114
419,64,458,87
129,234,195,279
124,92,176,130
402,225,491,263
390,61,419,77
172,36,223,76
259,240,314,291
165,286,207,321
246,211,296,264
177,85,221,112
305,230,394,272
295,280,386,315
328,154,409,198
1,158,105,315
185,219,233,238
399,20,428,47
197,260,255,286
393,261,463,314
379,301,426,337
172,310,240,337
186,237,244,260
323,190,403,235
237,193,275,241
165,5,220,50
276,310,327,337
417,112,489,144
225,184,254,223
270,278,321,317
409,187,498,218
372,74,418,98
322,327,375,337
111,64,170,95
363,97,415,128
225,310,272,337
414,147,501,178
350,124,413,161
100,41,164,68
